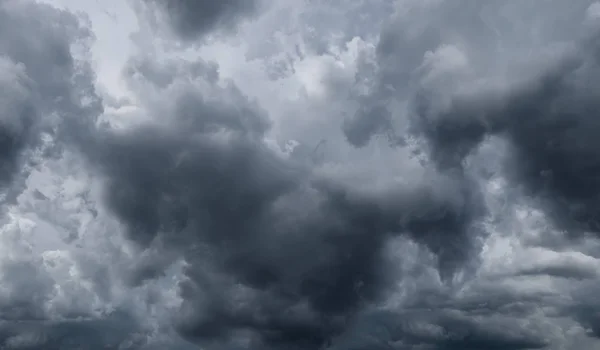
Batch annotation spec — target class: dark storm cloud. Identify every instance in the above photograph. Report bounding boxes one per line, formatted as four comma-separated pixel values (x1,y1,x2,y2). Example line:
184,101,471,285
83,52,487,349
412,31,600,240
0,0,101,200
500,45,600,238
0,57,34,188
329,309,547,350
344,0,596,150
342,101,394,148
0,311,151,350
382,7,600,340
0,1,151,349
342,0,600,244
562,280,600,339
139,0,260,40
6,0,600,348
333,2,600,348
0,0,99,318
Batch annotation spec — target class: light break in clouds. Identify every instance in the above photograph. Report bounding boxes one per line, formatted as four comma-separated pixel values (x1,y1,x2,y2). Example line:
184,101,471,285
1,0,600,349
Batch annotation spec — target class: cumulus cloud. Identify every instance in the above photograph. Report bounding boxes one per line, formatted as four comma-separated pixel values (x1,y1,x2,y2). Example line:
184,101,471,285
2,0,600,349
0,0,99,198
407,4,600,239
84,51,484,348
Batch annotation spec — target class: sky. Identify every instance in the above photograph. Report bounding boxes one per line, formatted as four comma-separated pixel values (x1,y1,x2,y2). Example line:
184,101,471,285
1,0,600,349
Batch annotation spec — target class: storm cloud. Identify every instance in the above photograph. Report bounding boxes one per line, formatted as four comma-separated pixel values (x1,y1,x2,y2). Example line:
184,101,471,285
0,0,100,197
85,52,484,348
1,0,600,349
136,0,260,41
410,11,600,239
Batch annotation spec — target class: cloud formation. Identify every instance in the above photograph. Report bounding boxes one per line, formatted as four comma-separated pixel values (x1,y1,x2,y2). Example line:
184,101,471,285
0,0,100,199
136,0,259,41
410,7,600,239
87,52,485,348
1,0,600,349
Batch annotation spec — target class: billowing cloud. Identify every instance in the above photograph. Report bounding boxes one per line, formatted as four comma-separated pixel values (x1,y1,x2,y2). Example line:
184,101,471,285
406,4,600,239
2,0,600,349
0,0,159,348
0,0,100,200
84,52,484,348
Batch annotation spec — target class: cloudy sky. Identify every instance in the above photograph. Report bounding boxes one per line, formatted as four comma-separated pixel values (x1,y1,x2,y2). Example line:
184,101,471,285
2,0,600,349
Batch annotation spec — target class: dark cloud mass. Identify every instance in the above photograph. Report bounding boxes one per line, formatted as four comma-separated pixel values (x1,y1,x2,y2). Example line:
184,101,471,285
2,0,600,349
87,55,484,348
415,27,600,238
139,0,259,40
0,0,98,192
0,1,140,349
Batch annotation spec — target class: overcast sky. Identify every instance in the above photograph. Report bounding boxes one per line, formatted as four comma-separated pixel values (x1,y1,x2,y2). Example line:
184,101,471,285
1,0,600,349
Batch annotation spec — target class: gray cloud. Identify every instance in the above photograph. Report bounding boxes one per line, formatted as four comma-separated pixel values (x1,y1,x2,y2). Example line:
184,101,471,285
0,312,143,350
346,0,595,150
137,0,260,41
84,52,485,349
369,2,600,341
333,1,600,348
0,56,34,188
0,1,153,348
329,309,548,350
3,0,600,349
0,0,101,203
411,24,600,239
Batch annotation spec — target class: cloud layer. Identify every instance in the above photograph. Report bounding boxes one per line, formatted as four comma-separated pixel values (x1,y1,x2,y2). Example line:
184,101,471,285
1,0,600,349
